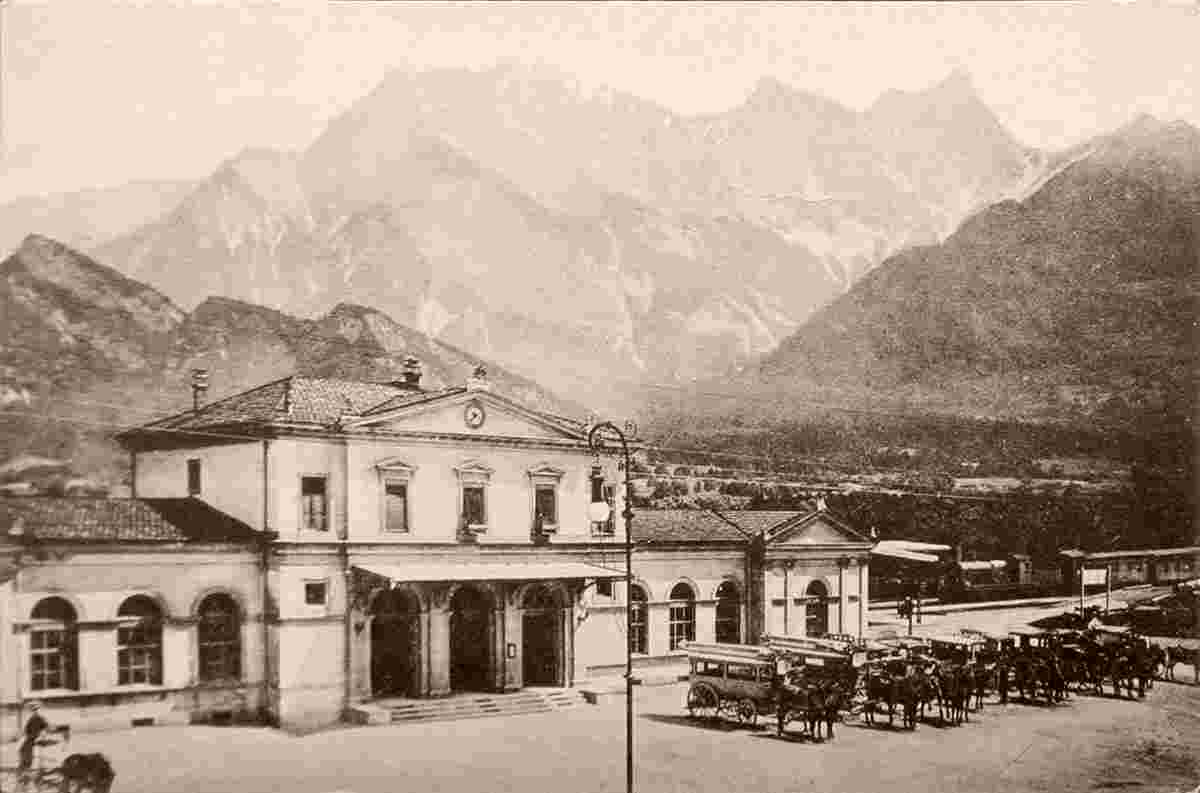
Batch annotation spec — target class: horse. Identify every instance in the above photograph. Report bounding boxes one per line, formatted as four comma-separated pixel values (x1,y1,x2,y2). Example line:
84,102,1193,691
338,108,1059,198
863,671,900,728
1147,644,1167,681
970,662,992,711
905,669,938,730
59,753,116,793
1012,653,1037,703
1107,652,1136,699
934,665,971,725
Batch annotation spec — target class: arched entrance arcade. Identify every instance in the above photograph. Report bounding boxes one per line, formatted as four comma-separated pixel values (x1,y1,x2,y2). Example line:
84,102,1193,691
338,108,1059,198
521,584,564,687
370,588,422,698
449,585,495,692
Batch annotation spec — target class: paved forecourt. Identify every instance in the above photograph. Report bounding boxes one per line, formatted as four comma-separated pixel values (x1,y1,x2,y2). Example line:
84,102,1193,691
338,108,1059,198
2,673,1196,793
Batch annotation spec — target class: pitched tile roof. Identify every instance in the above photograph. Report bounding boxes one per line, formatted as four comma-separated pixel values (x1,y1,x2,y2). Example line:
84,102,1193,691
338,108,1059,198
633,509,810,544
0,498,259,544
126,375,575,437
633,510,749,544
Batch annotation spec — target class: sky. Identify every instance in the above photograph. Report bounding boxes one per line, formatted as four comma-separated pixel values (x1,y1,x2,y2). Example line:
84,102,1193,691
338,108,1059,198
1,0,1198,203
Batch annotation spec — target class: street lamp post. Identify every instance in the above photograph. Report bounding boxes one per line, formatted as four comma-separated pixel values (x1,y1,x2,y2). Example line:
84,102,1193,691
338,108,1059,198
586,421,635,793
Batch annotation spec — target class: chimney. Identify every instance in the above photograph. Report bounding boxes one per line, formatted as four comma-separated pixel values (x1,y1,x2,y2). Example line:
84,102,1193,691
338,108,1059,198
191,368,210,412
394,357,422,390
466,364,491,392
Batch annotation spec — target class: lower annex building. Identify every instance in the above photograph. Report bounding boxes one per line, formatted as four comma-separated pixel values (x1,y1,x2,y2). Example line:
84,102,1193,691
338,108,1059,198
0,362,872,733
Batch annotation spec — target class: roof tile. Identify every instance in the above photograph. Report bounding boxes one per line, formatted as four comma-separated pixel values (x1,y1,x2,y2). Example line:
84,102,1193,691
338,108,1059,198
633,509,810,544
129,376,571,436
0,498,258,543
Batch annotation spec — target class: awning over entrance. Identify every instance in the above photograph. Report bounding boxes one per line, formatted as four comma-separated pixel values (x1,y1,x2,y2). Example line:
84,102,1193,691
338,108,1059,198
353,561,625,584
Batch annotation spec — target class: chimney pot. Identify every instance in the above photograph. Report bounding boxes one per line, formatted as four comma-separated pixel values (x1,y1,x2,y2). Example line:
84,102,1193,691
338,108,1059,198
191,368,210,412
467,364,491,392
395,357,423,390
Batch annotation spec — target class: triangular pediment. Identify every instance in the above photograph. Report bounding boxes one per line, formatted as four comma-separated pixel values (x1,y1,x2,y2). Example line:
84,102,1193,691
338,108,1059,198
345,391,585,441
766,512,870,548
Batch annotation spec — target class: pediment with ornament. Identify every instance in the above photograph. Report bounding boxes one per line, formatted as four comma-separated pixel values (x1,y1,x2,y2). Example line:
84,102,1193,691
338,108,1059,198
765,511,872,549
344,391,585,441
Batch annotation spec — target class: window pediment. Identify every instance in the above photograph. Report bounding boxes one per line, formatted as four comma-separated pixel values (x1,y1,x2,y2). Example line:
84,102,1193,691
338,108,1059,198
375,458,418,480
454,460,495,485
527,464,566,485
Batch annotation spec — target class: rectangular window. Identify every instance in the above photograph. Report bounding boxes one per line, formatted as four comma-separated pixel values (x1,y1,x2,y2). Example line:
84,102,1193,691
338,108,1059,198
117,623,163,686
187,459,201,496
30,629,69,691
301,476,328,531
726,664,758,682
384,482,409,533
462,485,486,527
534,484,557,526
595,579,614,598
304,581,328,606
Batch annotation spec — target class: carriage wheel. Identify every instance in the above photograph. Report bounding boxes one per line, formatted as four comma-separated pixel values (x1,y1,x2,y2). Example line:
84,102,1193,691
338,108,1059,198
736,698,758,726
687,683,719,720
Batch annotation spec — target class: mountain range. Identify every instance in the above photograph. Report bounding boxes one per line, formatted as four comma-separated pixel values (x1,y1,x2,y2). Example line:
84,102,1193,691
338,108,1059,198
2,65,1194,487
0,234,570,485
51,64,1047,407
718,116,1198,439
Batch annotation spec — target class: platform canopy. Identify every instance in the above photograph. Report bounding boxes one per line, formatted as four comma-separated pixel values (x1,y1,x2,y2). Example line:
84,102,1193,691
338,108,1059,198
870,542,941,563
353,561,625,584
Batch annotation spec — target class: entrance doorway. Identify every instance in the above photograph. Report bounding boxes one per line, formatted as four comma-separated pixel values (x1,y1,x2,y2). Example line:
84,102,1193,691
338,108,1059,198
449,585,493,692
371,589,420,697
522,585,561,686
805,580,829,637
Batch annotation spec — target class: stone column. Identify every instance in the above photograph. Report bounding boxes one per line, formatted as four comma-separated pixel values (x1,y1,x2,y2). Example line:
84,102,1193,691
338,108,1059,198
838,559,850,635
492,602,508,692
427,606,451,697
560,606,573,688
857,558,869,638
504,604,523,692
781,562,793,636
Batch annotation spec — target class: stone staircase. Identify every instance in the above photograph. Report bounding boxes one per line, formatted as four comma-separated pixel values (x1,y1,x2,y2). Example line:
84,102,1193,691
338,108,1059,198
355,689,588,726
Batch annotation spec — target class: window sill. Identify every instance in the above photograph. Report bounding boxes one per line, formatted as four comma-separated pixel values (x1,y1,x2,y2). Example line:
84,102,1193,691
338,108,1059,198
28,684,173,701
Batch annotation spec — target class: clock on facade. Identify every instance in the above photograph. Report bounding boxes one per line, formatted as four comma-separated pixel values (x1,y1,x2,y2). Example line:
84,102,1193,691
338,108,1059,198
464,400,486,429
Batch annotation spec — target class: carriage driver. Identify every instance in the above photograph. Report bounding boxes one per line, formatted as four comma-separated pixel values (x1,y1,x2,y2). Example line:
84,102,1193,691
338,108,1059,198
18,701,51,771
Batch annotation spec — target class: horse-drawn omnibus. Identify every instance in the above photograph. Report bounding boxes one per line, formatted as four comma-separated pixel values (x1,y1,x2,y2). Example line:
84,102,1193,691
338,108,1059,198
681,640,866,739
682,642,780,725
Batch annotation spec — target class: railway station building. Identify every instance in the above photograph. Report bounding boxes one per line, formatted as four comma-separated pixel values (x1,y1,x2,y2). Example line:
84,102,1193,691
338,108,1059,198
0,363,871,733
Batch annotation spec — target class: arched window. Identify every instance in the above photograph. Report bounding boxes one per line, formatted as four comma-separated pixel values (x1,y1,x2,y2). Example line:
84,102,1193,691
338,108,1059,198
629,585,648,655
30,597,78,691
668,583,696,651
197,594,241,682
117,595,163,686
714,581,741,644
805,580,829,637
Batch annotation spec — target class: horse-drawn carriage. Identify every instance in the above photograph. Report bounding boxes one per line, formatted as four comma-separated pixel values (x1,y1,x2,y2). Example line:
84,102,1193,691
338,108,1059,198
682,642,780,725
681,639,866,740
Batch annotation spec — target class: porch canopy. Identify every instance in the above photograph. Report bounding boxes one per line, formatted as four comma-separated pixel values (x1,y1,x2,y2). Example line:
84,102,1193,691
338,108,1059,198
353,560,625,584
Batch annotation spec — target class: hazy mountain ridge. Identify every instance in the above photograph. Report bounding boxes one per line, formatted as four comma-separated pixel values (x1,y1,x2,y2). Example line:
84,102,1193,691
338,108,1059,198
740,116,1199,430
87,64,1042,405
0,234,574,485
0,180,196,258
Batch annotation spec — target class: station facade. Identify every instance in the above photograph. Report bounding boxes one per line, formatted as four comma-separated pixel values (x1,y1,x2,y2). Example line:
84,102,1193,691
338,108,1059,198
0,363,871,733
